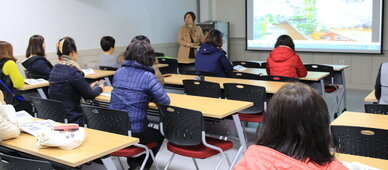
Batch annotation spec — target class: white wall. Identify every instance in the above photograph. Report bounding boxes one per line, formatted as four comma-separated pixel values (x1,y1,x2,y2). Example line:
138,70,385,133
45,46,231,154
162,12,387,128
0,0,197,56
213,0,388,90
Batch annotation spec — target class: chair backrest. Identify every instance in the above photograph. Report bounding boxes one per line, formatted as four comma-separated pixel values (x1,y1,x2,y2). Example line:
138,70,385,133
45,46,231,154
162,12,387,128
183,80,221,98
154,52,165,57
0,153,52,170
81,105,130,136
331,125,388,160
364,104,388,115
257,75,299,82
31,97,67,123
232,61,260,68
183,70,218,77
157,58,178,74
158,105,204,146
24,69,43,79
260,62,266,68
304,64,334,83
226,72,260,80
99,66,118,71
223,83,266,113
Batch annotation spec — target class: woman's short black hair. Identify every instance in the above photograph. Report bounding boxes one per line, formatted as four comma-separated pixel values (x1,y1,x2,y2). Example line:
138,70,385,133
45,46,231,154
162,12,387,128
184,11,196,22
257,82,334,165
205,29,223,48
274,34,295,51
100,36,115,52
131,35,151,44
124,40,155,66
58,37,77,56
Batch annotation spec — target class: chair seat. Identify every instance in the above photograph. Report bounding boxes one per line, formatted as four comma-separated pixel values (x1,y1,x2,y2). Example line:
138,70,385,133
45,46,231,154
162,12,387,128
324,85,339,93
110,142,158,157
167,137,233,159
238,113,263,122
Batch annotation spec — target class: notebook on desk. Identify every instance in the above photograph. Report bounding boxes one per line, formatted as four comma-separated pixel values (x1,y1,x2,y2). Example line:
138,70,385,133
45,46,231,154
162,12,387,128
24,78,48,85
82,68,95,75
233,65,247,71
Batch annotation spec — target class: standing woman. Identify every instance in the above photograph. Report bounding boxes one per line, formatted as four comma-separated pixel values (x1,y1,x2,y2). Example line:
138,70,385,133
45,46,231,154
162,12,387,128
22,35,53,80
49,37,103,125
177,11,204,60
266,35,307,78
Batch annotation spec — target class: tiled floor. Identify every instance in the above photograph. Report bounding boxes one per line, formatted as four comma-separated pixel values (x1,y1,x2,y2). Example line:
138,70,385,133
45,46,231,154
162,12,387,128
81,89,371,170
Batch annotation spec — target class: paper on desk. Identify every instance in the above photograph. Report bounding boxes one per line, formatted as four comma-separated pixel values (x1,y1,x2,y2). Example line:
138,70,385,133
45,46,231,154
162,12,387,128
82,68,95,75
19,120,59,136
233,65,247,71
341,161,379,170
100,91,111,97
24,79,48,85
15,110,34,124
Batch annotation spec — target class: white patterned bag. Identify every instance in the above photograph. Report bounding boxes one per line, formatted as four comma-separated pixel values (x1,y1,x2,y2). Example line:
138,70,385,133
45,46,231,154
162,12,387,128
36,128,86,150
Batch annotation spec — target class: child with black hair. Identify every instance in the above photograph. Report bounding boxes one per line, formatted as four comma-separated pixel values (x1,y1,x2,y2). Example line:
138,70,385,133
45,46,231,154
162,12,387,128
99,36,120,68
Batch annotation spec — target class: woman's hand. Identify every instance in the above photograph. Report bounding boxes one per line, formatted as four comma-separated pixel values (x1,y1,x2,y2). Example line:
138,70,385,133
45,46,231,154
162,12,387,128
90,81,98,88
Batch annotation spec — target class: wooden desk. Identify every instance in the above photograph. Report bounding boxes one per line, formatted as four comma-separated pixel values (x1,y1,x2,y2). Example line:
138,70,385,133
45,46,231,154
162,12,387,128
164,74,288,94
335,153,388,169
177,58,195,64
247,61,349,71
84,70,115,86
157,64,168,68
364,90,377,103
96,87,253,119
0,128,138,167
236,68,329,81
18,81,50,99
331,111,388,130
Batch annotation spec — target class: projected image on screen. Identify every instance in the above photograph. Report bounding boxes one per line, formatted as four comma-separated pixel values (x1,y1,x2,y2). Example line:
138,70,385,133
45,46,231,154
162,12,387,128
246,0,383,54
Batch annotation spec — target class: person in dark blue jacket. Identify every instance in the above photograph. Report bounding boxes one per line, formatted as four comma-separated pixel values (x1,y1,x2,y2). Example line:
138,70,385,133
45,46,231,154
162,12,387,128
110,40,170,170
22,35,53,80
195,29,233,77
49,37,103,125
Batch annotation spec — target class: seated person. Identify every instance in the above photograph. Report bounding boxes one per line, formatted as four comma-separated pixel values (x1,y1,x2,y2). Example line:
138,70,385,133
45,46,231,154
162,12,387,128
375,62,388,104
49,37,104,125
99,36,120,69
266,35,307,78
0,102,20,141
22,35,53,80
234,83,347,170
195,29,233,77
109,40,170,169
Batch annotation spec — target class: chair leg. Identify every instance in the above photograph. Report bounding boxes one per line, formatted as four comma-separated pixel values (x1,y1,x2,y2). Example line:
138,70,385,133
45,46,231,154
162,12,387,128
240,121,248,143
230,146,244,170
139,150,150,170
149,150,160,170
214,155,224,170
164,153,175,170
101,157,118,170
192,158,199,170
117,156,125,170
223,152,231,167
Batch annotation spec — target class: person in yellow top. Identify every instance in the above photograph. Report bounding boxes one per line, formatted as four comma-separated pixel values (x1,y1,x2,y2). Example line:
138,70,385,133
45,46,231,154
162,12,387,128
0,41,30,113
177,12,205,60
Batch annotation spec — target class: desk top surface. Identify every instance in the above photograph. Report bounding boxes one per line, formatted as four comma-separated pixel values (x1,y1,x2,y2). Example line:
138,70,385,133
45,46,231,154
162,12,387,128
164,74,289,94
0,128,138,167
84,70,115,79
236,68,329,81
364,90,377,103
157,64,169,68
96,87,253,119
18,81,50,91
335,153,388,169
177,58,195,64
331,111,388,130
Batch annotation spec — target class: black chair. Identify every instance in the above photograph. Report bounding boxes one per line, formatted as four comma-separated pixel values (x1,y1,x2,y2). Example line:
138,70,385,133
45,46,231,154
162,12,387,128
226,72,260,80
259,62,266,68
158,105,232,170
154,52,165,57
331,125,388,160
81,105,159,170
364,104,388,115
157,58,179,74
0,153,52,170
183,70,218,77
183,80,221,98
304,64,344,117
31,97,67,123
99,66,118,71
257,75,299,82
232,61,260,68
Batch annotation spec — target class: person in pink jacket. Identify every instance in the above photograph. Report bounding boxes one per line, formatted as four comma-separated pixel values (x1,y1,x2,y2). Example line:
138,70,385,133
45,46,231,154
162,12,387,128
234,83,348,170
266,35,307,78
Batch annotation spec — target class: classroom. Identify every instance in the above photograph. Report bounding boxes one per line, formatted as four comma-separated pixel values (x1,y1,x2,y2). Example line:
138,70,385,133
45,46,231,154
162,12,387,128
0,0,387,170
